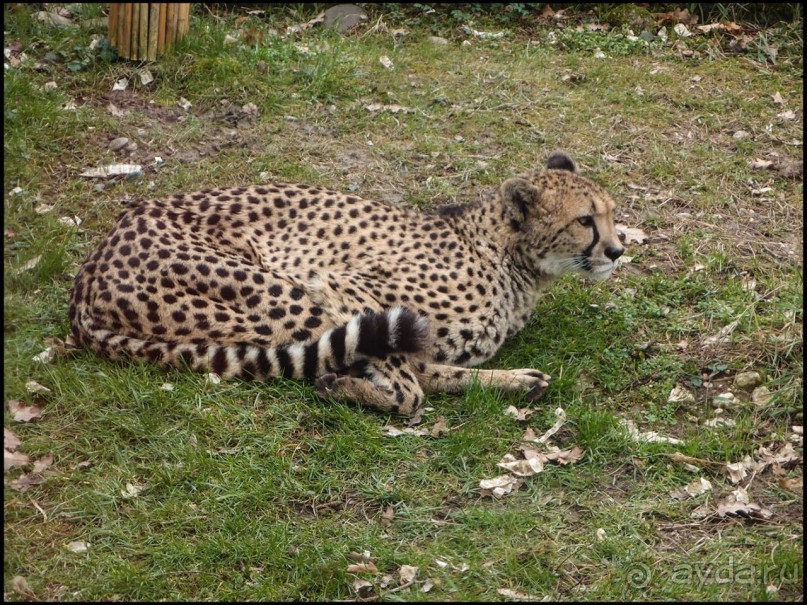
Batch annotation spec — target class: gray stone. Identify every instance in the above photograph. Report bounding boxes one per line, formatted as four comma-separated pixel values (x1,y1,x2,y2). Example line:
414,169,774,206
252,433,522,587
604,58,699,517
110,137,128,152
734,371,762,389
323,4,367,33
428,36,449,46
751,386,773,406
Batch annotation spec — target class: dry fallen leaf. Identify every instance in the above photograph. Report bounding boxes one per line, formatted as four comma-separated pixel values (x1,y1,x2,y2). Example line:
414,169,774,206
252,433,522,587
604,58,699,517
544,446,584,465
398,564,418,584
15,255,42,275
750,158,775,170
8,399,43,422
4,448,30,472
346,562,379,574
778,477,803,491
382,425,429,437
620,418,684,445
4,428,22,451
379,55,394,70
670,477,712,500
701,318,741,348
33,454,54,473
381,505,395,525
9,472,47,491
504,405,534,422
479,474,523,498
352,578,373,597
363,103,416,114
716,497,773,521
523,407,566,445
498,453,545,477
66,540,89,553
121,483,145,498
771,92,786,105
497,588,545,601
11,576,37,600
668,385,695,404
725,456,755,484
615,224,649,245
777,110,796,121
430,416,449,438
80,164,142,178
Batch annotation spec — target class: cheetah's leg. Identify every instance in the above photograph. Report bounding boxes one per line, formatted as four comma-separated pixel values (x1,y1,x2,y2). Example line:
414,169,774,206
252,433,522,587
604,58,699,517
414,363,551,401
315,355,424,416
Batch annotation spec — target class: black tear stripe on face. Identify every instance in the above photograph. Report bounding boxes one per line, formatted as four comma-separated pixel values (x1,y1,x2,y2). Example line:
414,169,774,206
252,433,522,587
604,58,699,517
574,220,600,271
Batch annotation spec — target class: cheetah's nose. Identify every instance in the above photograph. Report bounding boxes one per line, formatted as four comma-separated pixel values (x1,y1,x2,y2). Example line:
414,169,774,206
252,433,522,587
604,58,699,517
604,246,624,261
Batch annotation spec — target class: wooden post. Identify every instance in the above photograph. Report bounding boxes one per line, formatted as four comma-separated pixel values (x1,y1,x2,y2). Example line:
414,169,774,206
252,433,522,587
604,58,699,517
108,3,191,61
148,3,160,60
157,3,167,55
108,3,118,47
138,3,148,61
121,3,132,60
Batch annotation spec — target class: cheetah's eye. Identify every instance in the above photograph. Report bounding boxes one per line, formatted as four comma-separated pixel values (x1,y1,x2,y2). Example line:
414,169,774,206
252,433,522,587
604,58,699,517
577,216,594,227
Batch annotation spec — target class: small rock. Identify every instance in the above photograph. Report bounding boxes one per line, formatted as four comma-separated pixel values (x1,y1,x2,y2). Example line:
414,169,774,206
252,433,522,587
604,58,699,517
733,130,750,140
751,386,773,406
93,183,105,193
323,4,367,34
712,392,739,408
734,371,761,389
124,142,138,152
110,137,129,152
428,36,449,46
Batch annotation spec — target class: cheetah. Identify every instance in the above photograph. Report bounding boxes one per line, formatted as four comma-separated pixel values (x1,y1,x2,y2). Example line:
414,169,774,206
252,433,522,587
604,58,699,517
69,151,624,416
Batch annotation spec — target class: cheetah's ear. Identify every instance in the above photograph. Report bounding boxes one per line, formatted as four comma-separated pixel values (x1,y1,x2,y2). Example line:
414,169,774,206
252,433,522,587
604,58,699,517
546,150,578,173
500,177,540,228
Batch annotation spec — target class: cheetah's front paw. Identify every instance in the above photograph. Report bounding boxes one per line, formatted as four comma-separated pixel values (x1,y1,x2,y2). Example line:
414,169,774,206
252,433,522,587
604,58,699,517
508,369,551,401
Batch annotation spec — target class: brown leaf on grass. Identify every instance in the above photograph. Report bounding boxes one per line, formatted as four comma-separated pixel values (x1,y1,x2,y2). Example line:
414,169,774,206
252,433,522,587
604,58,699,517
405,405,425,426
66,540,89,553
33,454,53,473
498,453,545,477
346,562,379,574
347,550,373,563
430,416,449,438
4,448,30,472
9,472,46,491
381,505,395,526
717,500,773,521
751,158,776,170
771,92,786,105
4,428,22,452
24,381,52,396
497,587,545,601
755,442,801,475
778,477,803,491
504,405,534,422
544,446,584,465
364,103,416,114
11,576,37,600
8,400,43,422
479,474,523,498
670,477,713,500
398,564,418,583
352,578,374,597
615,224,649,245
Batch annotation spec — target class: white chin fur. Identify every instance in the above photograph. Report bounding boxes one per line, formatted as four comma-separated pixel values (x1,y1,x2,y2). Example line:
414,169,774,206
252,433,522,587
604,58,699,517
587,267,614,281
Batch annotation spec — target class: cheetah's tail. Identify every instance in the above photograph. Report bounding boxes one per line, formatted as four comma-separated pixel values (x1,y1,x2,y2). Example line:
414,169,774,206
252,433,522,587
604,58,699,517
72,306,431,382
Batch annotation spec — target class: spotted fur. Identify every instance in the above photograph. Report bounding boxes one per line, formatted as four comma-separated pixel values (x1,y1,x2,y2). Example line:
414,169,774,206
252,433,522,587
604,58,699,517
69,151,623,415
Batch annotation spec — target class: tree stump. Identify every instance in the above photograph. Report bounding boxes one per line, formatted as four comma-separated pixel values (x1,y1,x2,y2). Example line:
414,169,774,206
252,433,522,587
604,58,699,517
108,3,191,61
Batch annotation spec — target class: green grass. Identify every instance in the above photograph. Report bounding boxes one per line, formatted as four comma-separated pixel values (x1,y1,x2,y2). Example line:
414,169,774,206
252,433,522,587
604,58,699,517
4,4,803,601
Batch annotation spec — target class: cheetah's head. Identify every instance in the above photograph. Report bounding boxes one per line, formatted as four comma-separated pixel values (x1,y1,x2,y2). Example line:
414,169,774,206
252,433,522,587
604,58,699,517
500,151,624,282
